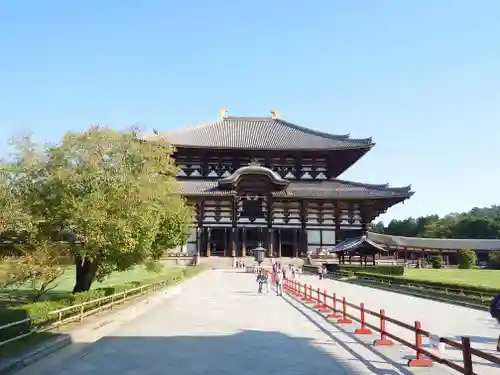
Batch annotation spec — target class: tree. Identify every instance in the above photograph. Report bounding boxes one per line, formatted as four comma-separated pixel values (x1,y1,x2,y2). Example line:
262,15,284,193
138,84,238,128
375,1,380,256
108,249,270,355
373,206,500,240
459,249,477,269
5,239,69,301
35,127,193,292
488,252,500,268
430,255,443,269
1,128,193,293
0,138,68,298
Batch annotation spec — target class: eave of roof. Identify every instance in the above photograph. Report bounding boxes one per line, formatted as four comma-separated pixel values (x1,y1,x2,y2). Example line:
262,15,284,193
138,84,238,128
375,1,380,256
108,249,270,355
330,236,389,253
142,116,374,151
176,178,413,200
367,232,500,251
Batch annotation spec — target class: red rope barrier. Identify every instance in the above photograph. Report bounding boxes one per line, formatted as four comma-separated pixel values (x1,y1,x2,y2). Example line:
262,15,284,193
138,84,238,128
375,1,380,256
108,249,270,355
354,303,372,334
373,309,393,346
407,321,432,367
283,275,500,373
337,297,353,324
318,290,331,313
313,288,324,309
300,283,311,302
327,293,342,319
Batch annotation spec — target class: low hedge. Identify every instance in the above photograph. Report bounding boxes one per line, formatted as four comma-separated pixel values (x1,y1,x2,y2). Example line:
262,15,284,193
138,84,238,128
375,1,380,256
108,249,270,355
354,272,500,295
304,264,404,276
0,265,204,344
324,264,404,276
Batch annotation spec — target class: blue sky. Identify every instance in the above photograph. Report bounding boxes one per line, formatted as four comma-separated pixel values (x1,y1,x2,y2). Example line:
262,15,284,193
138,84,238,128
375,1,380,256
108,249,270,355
1,1,499,223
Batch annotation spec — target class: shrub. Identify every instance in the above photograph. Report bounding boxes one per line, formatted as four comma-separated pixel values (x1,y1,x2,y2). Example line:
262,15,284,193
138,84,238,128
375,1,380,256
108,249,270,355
0,265,204,344
354,272,500,294
459,249,477,269
488,252,500,268
430,256,443,269
324,264,404,276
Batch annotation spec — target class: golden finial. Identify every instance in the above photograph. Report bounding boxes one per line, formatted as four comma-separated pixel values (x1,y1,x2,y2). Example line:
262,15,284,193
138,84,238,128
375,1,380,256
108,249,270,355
219,108,228,120
270,110,280,119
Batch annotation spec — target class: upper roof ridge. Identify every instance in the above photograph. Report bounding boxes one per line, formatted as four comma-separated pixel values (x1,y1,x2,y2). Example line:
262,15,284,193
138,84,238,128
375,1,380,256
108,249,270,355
142,114,375,150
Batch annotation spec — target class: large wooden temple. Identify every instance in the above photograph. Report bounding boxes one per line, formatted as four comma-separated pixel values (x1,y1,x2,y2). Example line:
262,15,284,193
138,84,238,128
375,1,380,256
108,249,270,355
146,109,413,258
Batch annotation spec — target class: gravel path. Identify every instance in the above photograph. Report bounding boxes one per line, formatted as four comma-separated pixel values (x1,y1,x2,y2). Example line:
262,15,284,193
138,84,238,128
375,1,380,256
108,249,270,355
12,269,451,375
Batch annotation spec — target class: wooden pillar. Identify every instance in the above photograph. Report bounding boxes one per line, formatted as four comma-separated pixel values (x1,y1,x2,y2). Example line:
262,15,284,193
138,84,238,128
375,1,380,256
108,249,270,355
334,202,341,244
267,228,274,257
206,228,211,257
195,227,201,256
300,228,308,258
241,228,246,257
277,229,282,258
293,228,299,258
231,228,236,257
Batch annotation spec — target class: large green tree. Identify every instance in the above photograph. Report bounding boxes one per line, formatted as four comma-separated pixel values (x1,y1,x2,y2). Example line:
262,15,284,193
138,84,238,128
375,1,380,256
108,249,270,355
373,205,500,240
3,127,193,292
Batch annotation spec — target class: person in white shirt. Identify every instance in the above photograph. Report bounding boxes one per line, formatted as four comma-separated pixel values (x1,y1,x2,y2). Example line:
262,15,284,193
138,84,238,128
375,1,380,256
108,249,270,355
275,271,283,296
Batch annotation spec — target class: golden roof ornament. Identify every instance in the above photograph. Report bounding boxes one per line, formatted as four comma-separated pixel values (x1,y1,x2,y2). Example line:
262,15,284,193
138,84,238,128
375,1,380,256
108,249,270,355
219,108,228,120
270,109,280,119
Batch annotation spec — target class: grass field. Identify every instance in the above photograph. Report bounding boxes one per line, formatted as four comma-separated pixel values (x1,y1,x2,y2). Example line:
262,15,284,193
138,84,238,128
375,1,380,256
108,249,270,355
0,263,192,360
402,268,500,288
0,263,178,302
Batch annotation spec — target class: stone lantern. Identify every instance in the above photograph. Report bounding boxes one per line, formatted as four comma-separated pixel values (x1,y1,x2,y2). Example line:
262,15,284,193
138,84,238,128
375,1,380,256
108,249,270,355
253,243,266,266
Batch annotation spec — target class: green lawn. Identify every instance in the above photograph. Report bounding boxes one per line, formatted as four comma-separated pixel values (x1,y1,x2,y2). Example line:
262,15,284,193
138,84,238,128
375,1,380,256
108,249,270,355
402,268,500,288
0,263,178,302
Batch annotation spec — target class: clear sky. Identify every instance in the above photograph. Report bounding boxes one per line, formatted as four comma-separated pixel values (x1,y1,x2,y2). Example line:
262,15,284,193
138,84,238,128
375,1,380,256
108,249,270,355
1,1,499,223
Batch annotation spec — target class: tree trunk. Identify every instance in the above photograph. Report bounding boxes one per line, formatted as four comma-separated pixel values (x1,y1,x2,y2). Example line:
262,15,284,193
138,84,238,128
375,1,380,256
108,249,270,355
72,255,98,293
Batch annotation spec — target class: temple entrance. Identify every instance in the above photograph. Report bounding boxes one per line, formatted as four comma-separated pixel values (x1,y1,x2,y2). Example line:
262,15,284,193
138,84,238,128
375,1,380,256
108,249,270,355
243,227,265,256
279,228,296,258
208,228,228,256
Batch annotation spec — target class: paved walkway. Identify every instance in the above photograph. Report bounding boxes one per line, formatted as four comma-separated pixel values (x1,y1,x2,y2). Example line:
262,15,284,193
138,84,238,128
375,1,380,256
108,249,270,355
298,273,500,375
14,269,438,375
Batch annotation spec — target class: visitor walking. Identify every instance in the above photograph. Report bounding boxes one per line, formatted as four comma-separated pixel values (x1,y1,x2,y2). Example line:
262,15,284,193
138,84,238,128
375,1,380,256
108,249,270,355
257,270,266,293
275,270,283,296
318,265,324,280
265,271,271,293
490,292,500,351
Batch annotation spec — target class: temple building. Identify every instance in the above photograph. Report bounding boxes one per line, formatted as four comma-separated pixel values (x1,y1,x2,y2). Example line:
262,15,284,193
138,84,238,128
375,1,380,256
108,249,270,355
146,109,413,258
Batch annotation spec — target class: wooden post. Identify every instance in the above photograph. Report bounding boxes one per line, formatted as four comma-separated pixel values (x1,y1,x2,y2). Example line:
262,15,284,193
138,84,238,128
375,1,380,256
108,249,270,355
231,228,236,257
277,228,282,258
195,226,201,257
241,227,246,257
206,228,211,257
268,228,274,257
293,228,299,258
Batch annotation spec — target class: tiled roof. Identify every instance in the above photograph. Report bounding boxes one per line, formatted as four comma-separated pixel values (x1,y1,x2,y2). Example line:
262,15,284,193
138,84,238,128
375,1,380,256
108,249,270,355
144,116,373,150
367,232,500,251
330,236,388,253
177,178,413,199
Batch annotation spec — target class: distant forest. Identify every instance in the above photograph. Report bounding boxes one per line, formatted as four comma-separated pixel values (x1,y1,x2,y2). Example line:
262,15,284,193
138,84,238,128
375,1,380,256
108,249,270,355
371,205,500,239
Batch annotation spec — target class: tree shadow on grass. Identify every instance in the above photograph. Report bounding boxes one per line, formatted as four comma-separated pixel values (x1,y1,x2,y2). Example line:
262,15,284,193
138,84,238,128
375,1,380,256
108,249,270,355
35,330,403,375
